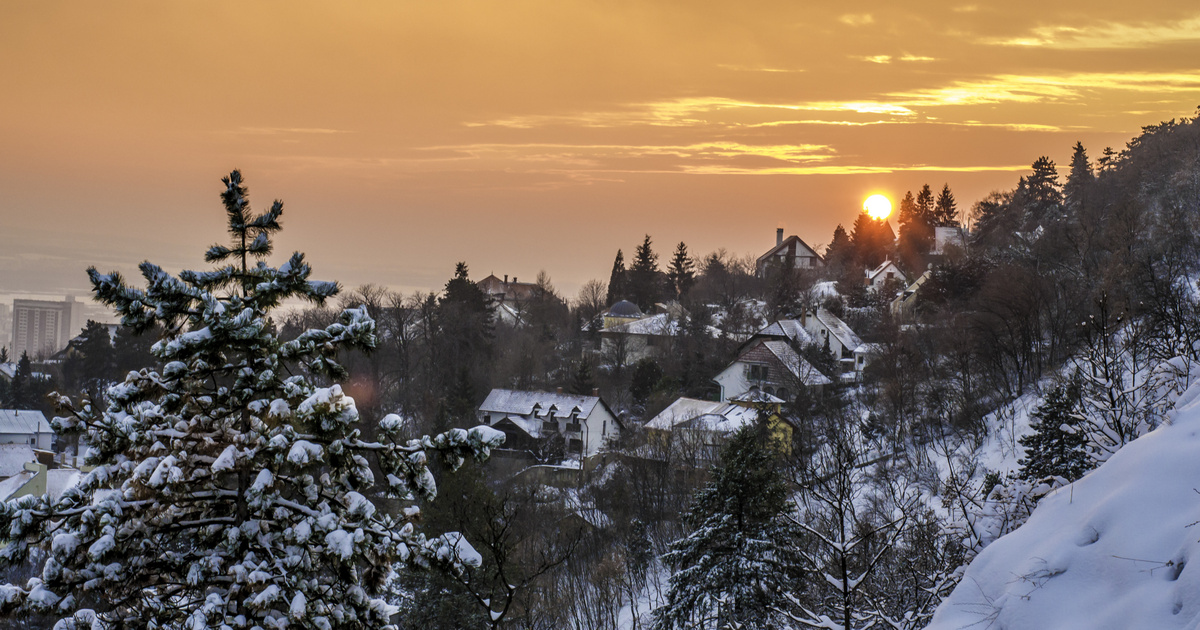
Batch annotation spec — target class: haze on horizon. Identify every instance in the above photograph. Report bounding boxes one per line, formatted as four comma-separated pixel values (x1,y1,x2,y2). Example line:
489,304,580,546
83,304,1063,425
3,1,1199,300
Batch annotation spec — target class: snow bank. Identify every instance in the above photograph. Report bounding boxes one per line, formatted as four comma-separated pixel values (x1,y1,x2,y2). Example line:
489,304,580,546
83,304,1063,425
927,381,1200,630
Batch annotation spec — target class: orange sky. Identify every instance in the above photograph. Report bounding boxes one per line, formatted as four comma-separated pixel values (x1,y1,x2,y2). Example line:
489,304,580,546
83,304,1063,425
3,1,1199,299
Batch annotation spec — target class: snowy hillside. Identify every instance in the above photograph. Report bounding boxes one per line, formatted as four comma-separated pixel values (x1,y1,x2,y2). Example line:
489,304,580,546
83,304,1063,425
926,382,1200,630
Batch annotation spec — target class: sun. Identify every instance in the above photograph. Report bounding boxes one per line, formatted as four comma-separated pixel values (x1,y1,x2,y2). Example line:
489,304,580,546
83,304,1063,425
864,194,892,220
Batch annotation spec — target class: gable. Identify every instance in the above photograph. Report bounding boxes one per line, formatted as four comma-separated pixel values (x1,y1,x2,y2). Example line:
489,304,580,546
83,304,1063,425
756,235,824,267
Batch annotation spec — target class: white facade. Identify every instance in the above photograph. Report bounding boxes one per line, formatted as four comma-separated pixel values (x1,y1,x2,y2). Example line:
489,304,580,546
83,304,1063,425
0,410,53,450
802,308,863,362
866,260,907,293
713,339,831,402
478,389,621,458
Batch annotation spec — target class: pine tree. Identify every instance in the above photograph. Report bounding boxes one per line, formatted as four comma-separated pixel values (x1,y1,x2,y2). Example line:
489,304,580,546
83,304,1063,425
824,224,855,276
666,241,695,300
897,190,933,271
62,320,116,394
0,171,505,629
915,184,935,224
6,352,34,409
1063,141,1094,213
934,183,958,227
1018,382,1090,482
652,424,804,630
629,235,662,311
605,249,628,306
1021,156,1063,225
629,358,663,405
436,262,495,397
569,361,595,396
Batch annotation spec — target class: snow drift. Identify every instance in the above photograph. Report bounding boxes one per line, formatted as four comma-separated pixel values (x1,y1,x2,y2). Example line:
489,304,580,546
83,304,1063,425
927,382,1200,630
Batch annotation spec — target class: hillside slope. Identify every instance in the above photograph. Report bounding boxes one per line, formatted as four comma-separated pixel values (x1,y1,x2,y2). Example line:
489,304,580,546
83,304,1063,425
926,383,1200,630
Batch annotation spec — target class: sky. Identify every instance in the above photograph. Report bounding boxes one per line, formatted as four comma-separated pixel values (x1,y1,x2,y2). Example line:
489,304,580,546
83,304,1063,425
2,1,1199,302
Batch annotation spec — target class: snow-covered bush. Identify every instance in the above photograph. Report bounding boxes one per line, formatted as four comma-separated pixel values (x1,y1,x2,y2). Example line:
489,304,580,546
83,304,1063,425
0,171,504,629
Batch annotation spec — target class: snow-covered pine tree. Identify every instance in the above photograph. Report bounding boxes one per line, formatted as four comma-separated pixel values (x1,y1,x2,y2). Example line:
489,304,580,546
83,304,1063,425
1018,382,1090,482
0,171,504,629
651,423,804,630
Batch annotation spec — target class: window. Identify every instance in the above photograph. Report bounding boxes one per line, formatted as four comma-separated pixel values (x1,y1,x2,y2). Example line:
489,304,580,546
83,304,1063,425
748,364,769,381
776,388,789,400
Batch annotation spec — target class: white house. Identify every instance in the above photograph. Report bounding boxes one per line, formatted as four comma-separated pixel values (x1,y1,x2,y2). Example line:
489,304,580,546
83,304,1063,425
755,228,824,277
478,389,622,459
801,308,864,375
933,226,968,254
713,338,831,402
599,311,722,364
0,410,53,450
891,270,932,316
865,260,907,293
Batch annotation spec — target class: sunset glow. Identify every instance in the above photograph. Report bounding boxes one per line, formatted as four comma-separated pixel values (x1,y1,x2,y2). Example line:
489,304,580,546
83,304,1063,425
2,2,1199,297
864,195,893,220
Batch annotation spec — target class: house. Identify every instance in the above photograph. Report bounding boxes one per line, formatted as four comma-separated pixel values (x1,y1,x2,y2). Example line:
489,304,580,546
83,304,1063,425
645,391,795,460
801,308,864,375
891,270,932,316
746,319,815,348
477,389,622,459
0,461,81,503
599,310,722,364
0,410,53,450
854,343,883,376
601,300,644,330
479,274,542,326
933,226,968,255
713,338,831,402
755,228,824,278
865,260,907,293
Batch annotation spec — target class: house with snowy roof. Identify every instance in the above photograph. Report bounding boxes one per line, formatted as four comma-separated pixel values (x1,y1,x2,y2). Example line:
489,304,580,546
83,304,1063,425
477,389,622,459
745,319,816,348
755,228,825,278
0,410,53,450
891,269,932,316
865,260,907,293
713,338,832,402
0,460,81,503
599,310,722,364
645,391,796,460
801,308,863,367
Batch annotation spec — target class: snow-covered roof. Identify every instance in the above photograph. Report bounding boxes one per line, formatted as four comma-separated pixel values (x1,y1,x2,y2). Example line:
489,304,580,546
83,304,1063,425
0,364,15,381
0,410,51,437
645,397,763,435
854,343,883,355
0,471,34,501
0,444,36,478
813,309,863,352
479,389,604,421
866,259,904,282
46,469,82,498
730,389,786,404
603,312,722,338
759,340,833,386
754,320,815,346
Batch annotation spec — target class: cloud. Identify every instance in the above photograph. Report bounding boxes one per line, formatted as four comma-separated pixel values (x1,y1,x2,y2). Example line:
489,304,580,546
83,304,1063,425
839,13,874,26
232,127,351,135
985,15,1200,49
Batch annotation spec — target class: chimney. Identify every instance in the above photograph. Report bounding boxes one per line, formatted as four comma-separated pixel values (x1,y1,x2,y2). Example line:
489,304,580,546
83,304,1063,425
556,387,563,394
513,276,518,283
776,227,784,247
504,274,508,283
592,388,600,397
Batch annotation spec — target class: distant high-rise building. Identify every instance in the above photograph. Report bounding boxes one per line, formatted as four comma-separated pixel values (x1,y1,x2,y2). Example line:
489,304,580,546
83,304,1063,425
10,297,83,359
0,304,10,353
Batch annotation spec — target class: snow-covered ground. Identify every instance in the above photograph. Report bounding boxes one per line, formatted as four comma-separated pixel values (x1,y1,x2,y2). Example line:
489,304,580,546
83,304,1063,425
926,379,1200,630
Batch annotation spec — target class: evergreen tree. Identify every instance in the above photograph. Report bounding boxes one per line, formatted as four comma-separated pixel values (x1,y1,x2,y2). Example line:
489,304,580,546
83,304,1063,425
629,358,663,406
1063,141,1094,213
1020,156,1063,225
652,424,804,630
824,224,854,275
934,183,958,227
629,235,662,311
569,360,595,396
897,190,933,271
850,212,894,270
0,348,8,364
1018,382,1090,482
0,171,506,629
666,241,695,300
62,320,116,394
436,262,495,397
605,249,628,306
6,352,36,409
915,184,935,224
